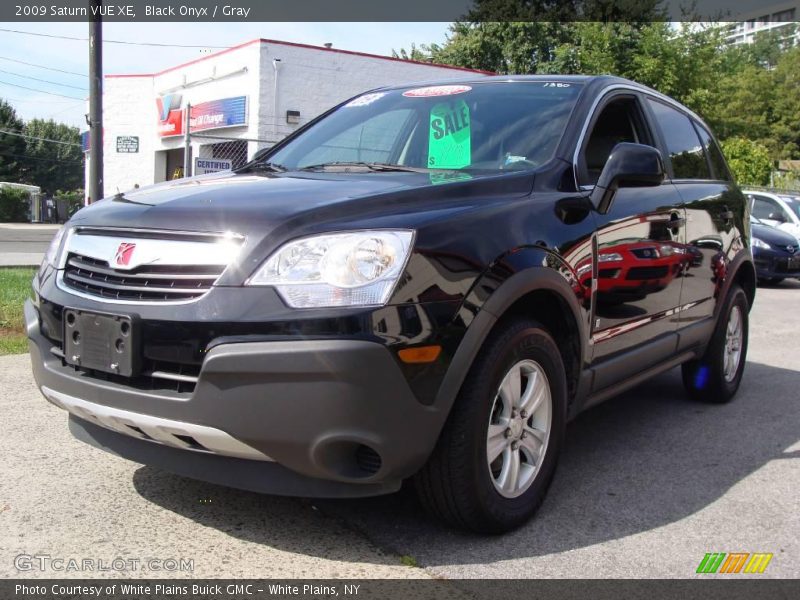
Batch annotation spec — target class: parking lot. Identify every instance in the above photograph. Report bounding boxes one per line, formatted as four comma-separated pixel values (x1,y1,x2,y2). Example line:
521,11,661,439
1,281,798,580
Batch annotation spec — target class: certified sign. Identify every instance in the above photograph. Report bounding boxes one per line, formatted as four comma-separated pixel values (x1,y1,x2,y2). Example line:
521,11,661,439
115,136,139,153
195,158,232,174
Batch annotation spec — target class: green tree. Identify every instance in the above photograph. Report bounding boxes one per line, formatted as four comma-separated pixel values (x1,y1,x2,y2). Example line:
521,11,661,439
19,119,84,195
735,23,798,69
706,64,773,149
392,43,436,62
0,99,26,183
771,47,800,159
720,138,773,186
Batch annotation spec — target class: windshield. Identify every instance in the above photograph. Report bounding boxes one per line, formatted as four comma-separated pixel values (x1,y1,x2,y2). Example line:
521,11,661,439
779,196,800,219
265,81,583,173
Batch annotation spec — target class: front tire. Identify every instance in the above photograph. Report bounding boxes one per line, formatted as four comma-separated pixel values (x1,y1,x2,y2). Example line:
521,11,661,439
681,285,749,403
415,318,567,533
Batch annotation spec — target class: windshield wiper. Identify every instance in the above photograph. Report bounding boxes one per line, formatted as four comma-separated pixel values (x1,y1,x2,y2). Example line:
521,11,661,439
237,161,288,174
296,161,430,173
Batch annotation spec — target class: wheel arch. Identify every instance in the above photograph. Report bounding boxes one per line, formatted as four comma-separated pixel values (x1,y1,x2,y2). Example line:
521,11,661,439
435,267,588,417
733,259,756,312
718,253,757,317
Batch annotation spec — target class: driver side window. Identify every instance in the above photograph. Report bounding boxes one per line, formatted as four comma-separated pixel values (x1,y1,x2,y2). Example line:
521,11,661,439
580,96,651,186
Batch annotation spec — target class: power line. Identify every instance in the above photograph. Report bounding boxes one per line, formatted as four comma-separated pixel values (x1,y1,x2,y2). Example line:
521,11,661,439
0,68,87,91
0,28,231,49
0,80,84,100
45,104,84,119
0,56,87,78
0,129,82,147
0,96,81,104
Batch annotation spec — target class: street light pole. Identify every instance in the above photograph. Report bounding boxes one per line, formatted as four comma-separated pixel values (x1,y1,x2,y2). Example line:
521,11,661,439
183,102,192,178
88,0,103,203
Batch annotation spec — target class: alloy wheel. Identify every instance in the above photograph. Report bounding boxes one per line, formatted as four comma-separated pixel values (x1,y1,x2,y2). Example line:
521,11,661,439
486,359,552,498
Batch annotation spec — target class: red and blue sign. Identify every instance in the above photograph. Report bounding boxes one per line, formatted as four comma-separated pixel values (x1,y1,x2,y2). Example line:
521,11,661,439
156,93,183,137
156,95,247,137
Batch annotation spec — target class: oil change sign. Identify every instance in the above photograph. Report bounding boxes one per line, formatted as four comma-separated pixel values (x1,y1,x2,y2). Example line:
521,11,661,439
428,100,471,169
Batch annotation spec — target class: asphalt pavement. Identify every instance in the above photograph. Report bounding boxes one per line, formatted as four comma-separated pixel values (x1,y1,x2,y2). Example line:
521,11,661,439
0,223,61,266
1,281,798,579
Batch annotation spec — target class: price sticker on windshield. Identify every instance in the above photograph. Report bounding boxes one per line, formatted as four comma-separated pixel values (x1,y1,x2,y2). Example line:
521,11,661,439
428,100,471,169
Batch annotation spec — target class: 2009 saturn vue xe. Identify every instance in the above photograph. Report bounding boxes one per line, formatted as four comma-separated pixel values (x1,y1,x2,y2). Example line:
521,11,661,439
27,76,755,533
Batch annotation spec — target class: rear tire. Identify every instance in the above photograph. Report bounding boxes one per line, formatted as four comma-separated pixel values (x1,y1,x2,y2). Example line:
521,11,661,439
415,317,567,533
769,277,784,285
681,285,749,404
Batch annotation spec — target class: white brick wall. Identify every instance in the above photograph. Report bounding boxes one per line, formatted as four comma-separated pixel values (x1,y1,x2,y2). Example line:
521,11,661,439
90,39,485,197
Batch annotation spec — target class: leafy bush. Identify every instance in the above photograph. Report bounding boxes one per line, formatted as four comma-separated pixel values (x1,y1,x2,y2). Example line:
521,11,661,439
772,171,800,192
720,138,773,186
54,189,85,218
0,187,30,222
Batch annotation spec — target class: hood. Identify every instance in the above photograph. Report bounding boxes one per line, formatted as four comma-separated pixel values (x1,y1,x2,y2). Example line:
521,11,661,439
71,169,531,236
73,170,428,234
751,221,799,249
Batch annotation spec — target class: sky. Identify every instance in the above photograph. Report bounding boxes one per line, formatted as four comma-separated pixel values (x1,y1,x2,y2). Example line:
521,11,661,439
0,22,451,130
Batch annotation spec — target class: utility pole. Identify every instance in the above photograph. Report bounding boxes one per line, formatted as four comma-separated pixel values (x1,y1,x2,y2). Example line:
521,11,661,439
183,102,192,178
88,0,103,203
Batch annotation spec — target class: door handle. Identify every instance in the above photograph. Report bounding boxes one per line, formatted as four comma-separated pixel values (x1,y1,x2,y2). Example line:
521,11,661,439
669,212,685,228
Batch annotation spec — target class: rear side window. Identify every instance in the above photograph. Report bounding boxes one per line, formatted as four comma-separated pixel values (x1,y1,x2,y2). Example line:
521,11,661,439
647,98,711,180
694,123,731,181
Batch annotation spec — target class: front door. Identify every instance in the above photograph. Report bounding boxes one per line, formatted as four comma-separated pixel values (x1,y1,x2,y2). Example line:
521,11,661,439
576,92,686,389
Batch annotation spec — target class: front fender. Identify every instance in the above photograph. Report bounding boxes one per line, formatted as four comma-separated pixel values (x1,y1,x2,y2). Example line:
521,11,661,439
434,246,591,417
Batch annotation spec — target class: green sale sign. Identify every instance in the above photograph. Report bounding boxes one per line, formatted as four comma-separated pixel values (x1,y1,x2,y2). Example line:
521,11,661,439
428,100,471,169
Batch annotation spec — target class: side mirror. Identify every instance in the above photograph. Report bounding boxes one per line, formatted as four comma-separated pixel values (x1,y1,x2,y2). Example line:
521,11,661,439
768,212,786,223
590,143,665,215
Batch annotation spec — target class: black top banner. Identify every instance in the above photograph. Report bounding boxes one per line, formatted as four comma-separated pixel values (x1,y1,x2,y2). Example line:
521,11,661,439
0,0,784,22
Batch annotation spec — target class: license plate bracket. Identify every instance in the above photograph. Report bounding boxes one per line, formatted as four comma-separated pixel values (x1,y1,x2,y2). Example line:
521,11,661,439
63,309,139,377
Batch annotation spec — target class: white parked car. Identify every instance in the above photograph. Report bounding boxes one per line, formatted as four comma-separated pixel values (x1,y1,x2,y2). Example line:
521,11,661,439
746,190,800,244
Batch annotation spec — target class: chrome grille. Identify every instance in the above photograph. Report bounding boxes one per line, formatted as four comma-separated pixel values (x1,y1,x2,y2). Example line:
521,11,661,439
57,227,242,303
63,253,224,301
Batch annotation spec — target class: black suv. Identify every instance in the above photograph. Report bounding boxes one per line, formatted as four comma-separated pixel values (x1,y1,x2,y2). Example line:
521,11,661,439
26,76,754,533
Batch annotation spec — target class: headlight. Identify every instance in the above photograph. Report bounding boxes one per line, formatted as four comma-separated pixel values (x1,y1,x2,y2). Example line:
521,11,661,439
598,252,623,262
43,226,66,267
248,230,415,308
751,237,770,250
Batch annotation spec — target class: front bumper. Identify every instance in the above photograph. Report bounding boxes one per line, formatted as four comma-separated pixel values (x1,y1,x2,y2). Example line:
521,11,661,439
26,299,447,496
753,252,800,279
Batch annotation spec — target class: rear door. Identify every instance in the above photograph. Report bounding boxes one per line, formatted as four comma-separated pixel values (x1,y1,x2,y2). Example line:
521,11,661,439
645,97,746,347
577,91,686,390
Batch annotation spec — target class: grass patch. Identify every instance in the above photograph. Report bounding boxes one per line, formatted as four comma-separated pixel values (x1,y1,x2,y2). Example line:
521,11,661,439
400,555,418,568
0,267,35,355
